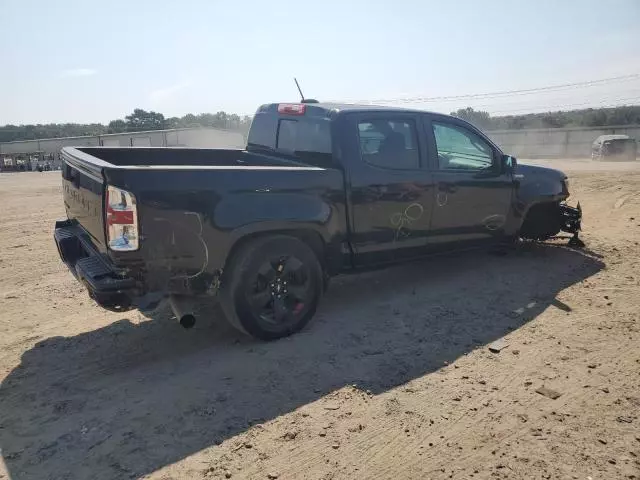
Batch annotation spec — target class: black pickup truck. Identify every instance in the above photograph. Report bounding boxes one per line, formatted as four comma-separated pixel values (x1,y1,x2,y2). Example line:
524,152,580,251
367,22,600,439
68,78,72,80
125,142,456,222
54,102,582,339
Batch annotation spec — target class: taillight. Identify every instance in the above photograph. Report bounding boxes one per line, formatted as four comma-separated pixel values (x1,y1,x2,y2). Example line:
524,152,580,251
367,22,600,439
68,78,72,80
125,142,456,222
106,185,139,251
277,103,306,115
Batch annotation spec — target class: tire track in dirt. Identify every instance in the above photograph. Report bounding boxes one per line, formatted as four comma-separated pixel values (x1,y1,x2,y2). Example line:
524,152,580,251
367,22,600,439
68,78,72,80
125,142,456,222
2,169,640,480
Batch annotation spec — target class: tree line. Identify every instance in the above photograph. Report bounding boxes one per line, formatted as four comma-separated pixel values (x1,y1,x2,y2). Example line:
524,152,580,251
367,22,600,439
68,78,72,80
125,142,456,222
1,105,640,144
0,109,253,143
450,105,640,131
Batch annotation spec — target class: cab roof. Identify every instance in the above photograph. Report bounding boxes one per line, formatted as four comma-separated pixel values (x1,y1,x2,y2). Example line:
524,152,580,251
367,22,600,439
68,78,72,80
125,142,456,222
256,102,440,118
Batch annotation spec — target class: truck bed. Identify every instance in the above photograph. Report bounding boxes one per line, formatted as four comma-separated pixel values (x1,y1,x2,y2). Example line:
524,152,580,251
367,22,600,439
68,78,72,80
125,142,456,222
59,146,347,298
73,147,305,168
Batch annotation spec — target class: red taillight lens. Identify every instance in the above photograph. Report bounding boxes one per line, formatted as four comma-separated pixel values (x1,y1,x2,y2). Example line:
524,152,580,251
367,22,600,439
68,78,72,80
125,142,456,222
277,103,306,115
106,208,134,225
106,185,139,251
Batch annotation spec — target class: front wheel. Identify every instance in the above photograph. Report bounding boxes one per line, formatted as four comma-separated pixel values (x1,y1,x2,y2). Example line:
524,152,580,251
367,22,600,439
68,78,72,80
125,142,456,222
519,202,562,241
219,235,323,340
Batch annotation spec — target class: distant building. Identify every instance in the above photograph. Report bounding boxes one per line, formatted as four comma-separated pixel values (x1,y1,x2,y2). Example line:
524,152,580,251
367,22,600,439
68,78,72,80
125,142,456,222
0,127,246,168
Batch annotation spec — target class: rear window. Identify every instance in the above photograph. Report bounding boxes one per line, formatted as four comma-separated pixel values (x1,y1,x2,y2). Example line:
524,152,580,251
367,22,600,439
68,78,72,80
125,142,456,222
247,113,333,168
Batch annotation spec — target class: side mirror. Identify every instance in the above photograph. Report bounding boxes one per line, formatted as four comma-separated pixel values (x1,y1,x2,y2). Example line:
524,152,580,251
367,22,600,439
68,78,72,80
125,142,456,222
501,154,517,172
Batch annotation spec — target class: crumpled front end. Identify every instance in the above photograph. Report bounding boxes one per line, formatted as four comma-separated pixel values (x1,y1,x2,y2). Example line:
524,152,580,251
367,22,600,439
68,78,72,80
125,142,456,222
559,202,584,247
559,202,582,235
519,200,583,245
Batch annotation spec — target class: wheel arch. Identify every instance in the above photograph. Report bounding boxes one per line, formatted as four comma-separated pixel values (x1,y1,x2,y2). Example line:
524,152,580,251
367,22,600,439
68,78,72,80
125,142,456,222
518,200,563,240
223,223,330,279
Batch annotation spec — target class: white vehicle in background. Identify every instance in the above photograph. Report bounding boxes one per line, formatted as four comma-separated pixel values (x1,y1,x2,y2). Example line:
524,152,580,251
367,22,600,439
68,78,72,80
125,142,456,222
591,134,638,161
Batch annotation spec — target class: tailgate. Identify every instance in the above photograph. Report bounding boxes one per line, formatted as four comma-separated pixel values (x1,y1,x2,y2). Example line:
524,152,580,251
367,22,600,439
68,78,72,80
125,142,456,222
61,152,107,251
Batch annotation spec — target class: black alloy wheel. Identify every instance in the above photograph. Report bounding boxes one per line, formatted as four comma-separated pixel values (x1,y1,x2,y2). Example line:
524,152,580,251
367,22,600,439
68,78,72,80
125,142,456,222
220,235,323,340
248,255,313,327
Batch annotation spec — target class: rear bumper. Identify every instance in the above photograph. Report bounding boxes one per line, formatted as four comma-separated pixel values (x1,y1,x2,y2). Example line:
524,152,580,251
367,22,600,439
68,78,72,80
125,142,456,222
54,219,137,311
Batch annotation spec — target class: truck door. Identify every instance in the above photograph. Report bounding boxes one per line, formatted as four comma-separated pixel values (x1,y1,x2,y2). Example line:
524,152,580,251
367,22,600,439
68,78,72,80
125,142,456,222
345,113,435,266
423,115,513,244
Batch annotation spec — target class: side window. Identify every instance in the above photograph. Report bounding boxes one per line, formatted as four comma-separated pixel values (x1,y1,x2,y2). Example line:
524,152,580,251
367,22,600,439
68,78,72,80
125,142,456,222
432,122,494,171
357,119,419,169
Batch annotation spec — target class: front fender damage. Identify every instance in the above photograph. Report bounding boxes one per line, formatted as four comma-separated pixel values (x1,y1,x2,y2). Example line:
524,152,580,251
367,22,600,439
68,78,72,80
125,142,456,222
519,200,584,248
559,202,584,247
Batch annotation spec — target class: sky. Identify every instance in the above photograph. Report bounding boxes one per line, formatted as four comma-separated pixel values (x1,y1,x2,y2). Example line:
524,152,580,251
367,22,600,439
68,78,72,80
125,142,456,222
1,0,640,125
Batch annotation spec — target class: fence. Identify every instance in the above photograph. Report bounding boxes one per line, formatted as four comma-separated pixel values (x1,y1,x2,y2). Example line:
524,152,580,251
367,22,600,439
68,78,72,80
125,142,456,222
0,127,246,166
3,123,640,162
487,124,640,159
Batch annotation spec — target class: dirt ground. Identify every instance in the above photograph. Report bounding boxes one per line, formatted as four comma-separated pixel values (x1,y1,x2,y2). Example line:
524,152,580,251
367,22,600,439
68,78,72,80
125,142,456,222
0,161,639,480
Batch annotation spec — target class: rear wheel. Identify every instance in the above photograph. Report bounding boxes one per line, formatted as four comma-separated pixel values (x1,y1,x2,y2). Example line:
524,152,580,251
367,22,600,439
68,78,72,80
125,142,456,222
220,235,323,340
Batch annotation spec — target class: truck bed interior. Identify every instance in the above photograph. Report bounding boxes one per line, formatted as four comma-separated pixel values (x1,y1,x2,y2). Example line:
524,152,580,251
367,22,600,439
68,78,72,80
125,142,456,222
76,147,292,167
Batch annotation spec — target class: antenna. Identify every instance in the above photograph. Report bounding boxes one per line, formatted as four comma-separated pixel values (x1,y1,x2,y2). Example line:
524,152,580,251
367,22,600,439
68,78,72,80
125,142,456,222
294,77,305,102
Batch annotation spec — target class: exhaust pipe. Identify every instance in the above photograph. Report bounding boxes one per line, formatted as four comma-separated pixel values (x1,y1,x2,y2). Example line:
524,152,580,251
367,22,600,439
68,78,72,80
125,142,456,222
169,295,196,329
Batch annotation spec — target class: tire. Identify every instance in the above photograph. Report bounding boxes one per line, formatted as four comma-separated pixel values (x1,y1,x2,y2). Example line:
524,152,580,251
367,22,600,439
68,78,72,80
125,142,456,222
219,235,323,340
519,202,562,241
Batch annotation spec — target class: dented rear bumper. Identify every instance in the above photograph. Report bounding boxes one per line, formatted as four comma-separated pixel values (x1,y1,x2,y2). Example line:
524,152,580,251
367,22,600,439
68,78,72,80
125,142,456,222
54,219,138,311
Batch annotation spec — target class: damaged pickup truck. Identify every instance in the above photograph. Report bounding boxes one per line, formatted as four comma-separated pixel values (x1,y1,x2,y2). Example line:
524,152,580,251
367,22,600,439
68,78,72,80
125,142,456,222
54,102,582,340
